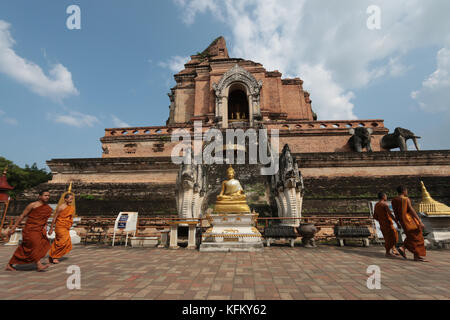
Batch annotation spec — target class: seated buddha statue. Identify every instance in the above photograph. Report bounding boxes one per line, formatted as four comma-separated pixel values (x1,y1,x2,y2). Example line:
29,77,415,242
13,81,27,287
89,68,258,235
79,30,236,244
214,165,251,213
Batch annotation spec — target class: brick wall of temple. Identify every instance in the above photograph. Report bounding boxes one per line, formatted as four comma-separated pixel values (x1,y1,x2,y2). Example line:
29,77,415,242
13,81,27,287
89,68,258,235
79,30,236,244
6,151,448,218
6,183,178,217
295,150,450,177
280,134,385,153
48,151,450,184
100,135,387,158
100,120,388,158
6,170,450,219
302,175,450,216
6,175,449,218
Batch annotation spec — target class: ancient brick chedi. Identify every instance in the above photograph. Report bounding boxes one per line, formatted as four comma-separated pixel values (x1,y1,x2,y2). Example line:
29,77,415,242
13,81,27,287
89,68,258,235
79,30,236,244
22,37,447,217
99,37,387,159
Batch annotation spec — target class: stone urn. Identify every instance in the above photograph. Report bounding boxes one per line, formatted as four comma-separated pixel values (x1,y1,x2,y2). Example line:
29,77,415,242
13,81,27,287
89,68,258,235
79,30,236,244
297,223,317,248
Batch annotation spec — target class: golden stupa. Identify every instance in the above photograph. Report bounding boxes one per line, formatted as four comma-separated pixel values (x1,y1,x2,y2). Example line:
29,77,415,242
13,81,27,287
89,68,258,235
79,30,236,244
214,165,251,213
416,181,450,216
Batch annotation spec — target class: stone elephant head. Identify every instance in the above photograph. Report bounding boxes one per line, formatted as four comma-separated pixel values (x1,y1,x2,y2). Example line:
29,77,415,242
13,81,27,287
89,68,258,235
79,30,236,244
381,127,421,151
348,127,373,152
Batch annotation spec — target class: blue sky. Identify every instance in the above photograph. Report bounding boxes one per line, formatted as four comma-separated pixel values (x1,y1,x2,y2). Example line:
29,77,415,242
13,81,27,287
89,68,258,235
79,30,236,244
0,0,449,169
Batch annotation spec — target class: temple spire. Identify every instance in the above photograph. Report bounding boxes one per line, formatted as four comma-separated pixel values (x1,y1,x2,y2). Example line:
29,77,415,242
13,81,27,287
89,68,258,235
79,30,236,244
200,36,229,59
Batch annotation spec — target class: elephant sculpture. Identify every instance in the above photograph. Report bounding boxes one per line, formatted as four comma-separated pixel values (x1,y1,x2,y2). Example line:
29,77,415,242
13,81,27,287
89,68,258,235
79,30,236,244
348,127,373,152
381,127,421,151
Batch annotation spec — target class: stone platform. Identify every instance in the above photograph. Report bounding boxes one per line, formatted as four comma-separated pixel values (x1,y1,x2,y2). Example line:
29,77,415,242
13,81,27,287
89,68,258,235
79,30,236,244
200,213,263,252
199,242,264,252
422,215,450,245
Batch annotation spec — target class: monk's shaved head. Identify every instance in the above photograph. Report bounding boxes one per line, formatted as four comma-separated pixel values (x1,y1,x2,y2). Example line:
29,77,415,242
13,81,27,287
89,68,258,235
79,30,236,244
397,186,407,194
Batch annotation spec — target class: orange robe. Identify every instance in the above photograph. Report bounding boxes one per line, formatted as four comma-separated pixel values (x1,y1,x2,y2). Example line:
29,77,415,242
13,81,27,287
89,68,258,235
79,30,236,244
49,206,75,259
392,196,426,257
373,201,398,251
9,204,52,265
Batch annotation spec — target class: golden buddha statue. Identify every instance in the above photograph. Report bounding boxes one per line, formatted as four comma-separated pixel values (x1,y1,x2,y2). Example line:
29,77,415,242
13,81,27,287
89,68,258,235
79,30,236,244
214,165,251,213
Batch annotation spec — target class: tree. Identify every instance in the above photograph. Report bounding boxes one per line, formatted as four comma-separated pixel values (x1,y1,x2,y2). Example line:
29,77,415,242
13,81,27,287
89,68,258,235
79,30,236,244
0,157,52,198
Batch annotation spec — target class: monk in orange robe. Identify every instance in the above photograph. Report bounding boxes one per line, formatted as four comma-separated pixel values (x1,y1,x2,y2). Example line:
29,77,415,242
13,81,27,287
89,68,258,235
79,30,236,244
48,193,75,264
5,191,52,272
373,192,399,257
391,186,428,262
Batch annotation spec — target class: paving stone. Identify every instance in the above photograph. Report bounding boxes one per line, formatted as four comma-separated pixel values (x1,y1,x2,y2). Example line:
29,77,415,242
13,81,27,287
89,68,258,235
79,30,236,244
0,245,448,300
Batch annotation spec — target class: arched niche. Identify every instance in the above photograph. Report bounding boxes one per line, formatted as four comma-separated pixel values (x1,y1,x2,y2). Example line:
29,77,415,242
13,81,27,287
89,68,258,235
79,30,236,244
228,83,249,122
213,64,263,128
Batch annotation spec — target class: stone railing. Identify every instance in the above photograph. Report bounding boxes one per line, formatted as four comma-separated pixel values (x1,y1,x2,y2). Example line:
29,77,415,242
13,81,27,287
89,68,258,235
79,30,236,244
103,119,386,138
265,119,386,131
103,125,214,137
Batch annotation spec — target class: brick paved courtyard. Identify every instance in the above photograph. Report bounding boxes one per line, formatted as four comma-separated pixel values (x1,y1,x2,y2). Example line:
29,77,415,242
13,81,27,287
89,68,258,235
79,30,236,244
0,244,449,300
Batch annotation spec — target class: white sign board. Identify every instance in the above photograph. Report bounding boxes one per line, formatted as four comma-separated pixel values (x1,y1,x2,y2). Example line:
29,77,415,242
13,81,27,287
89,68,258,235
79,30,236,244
368,201,403,240
112,212,138,246
114,212,138,232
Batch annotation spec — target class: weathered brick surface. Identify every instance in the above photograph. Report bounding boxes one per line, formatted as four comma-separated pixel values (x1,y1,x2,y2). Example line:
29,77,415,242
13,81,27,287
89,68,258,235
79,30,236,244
7,151,449,217
303,175,450,216
7,183,177,216
7,173,450,219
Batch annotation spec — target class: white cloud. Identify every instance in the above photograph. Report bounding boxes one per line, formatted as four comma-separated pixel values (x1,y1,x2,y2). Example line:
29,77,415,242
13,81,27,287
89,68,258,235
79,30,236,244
174,0,224,25
3,117,18,125
388,57,411,78
159,56,190,73
0,20,79,102
111,115,130,128
411,47,450,113
300,64,357,120
174,0,450,120
51,111,99,128
371,56,411,80
0,109,18,125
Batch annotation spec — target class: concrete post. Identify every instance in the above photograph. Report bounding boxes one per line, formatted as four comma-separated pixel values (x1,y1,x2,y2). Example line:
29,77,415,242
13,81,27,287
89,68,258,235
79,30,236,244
169,224,179,249
187,224,197,250
158,230,169,248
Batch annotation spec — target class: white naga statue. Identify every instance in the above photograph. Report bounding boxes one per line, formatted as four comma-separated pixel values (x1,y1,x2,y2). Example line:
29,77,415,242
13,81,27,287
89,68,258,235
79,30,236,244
175,152,207,220
270,144,304,227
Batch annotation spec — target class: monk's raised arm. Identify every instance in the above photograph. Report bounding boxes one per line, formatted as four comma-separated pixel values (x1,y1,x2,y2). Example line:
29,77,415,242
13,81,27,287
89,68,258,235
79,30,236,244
9,203,34,234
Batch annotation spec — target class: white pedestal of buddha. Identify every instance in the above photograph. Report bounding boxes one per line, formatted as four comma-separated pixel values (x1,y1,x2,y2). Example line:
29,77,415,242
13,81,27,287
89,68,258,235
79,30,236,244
199,165,263,252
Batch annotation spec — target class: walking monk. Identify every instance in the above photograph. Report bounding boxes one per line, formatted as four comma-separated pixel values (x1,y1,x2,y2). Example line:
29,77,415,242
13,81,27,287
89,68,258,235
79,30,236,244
373,192,400,257
5,190,52,272
391,186,429,262
48,192,75,264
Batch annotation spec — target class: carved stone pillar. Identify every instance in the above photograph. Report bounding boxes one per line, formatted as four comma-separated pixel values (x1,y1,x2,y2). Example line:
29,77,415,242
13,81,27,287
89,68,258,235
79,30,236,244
221,96,228,128
248,93,254,127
